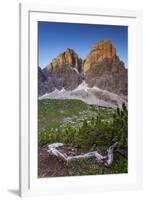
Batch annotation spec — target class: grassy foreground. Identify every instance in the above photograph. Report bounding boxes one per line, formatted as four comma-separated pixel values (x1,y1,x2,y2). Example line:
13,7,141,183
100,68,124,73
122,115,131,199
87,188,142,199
38,99,128,177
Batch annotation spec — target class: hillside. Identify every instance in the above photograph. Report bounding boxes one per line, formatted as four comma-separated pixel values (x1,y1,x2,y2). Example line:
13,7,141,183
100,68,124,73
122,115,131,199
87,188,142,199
38,99,128,177
38,99,100,133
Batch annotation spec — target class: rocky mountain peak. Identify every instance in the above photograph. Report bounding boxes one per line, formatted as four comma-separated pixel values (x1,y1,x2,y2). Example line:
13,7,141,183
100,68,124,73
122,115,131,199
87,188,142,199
45,48,82,73
91,40,116,55
84,40,116,74
42,48,83,92
83,40,127,95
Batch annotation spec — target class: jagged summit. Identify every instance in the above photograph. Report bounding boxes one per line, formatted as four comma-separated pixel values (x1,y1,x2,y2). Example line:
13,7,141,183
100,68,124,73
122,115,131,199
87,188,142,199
92,40,116,59
41,48,83,92
83,40,127,95
84,40,116,74
45,48,82,72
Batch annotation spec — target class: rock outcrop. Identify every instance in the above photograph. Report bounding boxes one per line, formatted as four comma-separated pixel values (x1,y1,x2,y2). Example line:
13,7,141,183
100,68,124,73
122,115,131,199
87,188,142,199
43,48,83,91
84,40,116,74
83,40,127,95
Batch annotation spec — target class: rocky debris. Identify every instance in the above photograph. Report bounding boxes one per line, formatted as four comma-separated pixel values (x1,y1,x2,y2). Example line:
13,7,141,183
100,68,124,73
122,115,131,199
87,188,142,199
40,81,127,108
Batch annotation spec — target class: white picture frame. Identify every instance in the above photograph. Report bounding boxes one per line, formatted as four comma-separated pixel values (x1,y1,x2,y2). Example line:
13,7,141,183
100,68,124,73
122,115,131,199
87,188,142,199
19,3,143,197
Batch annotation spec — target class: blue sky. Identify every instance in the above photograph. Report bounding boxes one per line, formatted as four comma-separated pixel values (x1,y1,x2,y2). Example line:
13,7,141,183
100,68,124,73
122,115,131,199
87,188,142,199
38,22,128,69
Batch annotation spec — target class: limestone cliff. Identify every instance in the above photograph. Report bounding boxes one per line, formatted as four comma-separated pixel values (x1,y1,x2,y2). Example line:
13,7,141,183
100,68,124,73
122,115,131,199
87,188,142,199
83,40,127,95
43,48,83,91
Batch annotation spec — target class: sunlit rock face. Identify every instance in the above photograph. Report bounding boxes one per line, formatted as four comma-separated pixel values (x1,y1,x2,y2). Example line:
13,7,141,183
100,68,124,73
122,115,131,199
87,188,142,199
83,40,127,96
84,40,116,74
43,48,83,91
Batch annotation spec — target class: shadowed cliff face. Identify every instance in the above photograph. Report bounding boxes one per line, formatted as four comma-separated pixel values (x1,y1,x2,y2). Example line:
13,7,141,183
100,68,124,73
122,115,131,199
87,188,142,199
38,67,49,96
38,40,128,98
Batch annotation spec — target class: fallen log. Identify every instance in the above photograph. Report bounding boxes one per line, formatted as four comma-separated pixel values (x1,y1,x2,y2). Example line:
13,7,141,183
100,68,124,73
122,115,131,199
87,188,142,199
48,142,118,167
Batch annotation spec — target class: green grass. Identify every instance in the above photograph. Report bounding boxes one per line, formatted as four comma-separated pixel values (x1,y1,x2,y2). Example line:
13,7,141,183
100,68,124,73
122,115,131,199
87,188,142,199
38,99,106,133
39,99,86,130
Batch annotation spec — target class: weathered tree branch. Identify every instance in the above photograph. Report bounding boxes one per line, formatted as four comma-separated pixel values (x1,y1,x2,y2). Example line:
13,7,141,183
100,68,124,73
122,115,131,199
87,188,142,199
48,142,118,167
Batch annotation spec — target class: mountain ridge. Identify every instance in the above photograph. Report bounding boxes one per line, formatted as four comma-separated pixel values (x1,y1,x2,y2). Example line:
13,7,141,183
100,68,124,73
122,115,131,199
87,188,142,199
38,39,128,107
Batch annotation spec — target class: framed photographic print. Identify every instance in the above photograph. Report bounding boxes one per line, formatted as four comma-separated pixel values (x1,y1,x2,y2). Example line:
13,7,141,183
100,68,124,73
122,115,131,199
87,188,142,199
19,3,143,197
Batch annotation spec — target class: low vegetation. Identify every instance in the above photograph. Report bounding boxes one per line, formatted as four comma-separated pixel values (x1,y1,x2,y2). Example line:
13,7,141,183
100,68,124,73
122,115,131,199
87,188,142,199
38,99,128,177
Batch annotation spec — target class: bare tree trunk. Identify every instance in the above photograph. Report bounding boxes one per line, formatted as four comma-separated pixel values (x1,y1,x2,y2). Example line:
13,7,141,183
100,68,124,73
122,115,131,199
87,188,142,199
48,142,118,167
